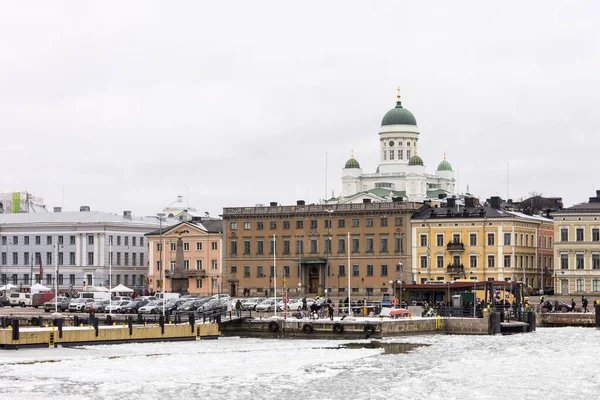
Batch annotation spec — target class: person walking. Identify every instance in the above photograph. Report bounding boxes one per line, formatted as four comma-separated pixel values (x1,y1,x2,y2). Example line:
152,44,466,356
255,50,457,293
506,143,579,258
302,297,307,311
583,297,589,313
571,299,576,312
328,302,334,321
88,305,96,326
235,299,242,318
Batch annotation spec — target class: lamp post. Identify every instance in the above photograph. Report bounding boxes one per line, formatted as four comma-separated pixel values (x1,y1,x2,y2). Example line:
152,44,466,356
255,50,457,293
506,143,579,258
54,243,60,312
470,271,476,318
157,213,165,317
325,209,333,300
108,236,113,314
347,231,351,317
397,262,403,306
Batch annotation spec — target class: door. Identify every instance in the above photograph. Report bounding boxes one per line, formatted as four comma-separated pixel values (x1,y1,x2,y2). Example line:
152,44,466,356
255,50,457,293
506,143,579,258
309,266,319,293
561,279,569,295
230,283,236,297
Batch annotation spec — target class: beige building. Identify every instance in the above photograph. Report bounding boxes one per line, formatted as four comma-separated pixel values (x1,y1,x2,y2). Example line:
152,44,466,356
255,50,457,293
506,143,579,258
411,196,553,289
552,191,600,295
146,219,223,296
222,200,419,299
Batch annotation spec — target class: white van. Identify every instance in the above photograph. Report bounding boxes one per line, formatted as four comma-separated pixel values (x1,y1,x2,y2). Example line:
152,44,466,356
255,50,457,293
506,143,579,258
9,292,32,307
75,291,111,301
155,292,181,301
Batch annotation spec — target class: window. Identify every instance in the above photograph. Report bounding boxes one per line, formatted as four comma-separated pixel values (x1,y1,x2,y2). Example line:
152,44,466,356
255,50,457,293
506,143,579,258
487,255,495,268
183,242,190,251
0,237,5,246
296,220,304,229
504,233,511,245
116,252,121,266
140,254,144,266
117,236,121,245
170,243,176,251
324,219,331,229
406,150,411,159
560,254,568,269
366,219,374,227
283,221,290,230
436,234,444,247
504,255,511,268
420,235,428,247
593,254,600,270
257,265,264,277
308,239,316,253
12,236,18,245
338,264,346,276
381,264,388,276
86,235,93,245
24,252,29,266
560,228,568,242
576,254,584,269
576,228,584,242
257,222,264,231
395,218,403,226
46,252,52,265
593,229,600,242
380,237,388,253
23,273,29,285
196,242,203,251
69,252,75,265
395,236,403,253
269,238,275,255
211,260,217,270
577,278,584,292
283,265,290,278
124,253,129,266
338,238,346,253
132,253,137,266
470,255,477,269
35,236,41,245
525,235,529,247
296,238,304,254
230,222,237,230
196,259,203,269
310,220,318,229
469,234,477,246
58,252,64,265
437,256,444,269
398,149,403,160
352,238,360,253
366,237,374,252
243,222,251,230
125,237,129,246
244,265,251,277
380,217,388,227
256,240,264,254
211,242,218,250
283,239,290,254
12,253,17,265
351,219,359,227
452,234,460,243
389,149,395,160
230,265,237,274
47,236,53,245
338,219,346,228
243,240,251,255
270,221,277,230
46,274,51,285
487,233,495,246
24,236,30,245
366,264,374,276
325,237,332,254
420,256,428,269
352,265,360,276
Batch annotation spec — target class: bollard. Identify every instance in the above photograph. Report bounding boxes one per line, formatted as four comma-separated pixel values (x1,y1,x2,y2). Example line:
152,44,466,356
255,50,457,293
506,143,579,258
159,315,165,334
58,318,63,339
128,316,133,336
40,316,45,327
94,318,99,337
189,314,195,333
106,315,112,326
489,311,501,335
137,314,143,324
527,311,536,332
74,315,79,326
12,319,19,341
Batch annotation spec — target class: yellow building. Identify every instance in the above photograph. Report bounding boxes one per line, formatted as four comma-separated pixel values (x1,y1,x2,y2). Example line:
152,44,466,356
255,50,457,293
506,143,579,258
552,191,600,295
411,196,553,289
145,219,223,296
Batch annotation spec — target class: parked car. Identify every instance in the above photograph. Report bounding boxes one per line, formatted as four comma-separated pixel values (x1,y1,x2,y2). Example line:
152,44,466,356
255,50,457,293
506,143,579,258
542,300,573,312
68,298,95,312
138,301,161,314
112,296,133,302
0,296,10,307
44,296,70,312
241,298,260,311
119,300,145,314
276,298,303,311
32,292,55,308
84,300,110,313
105,300,131,313
176,300,204,314
9,292,32,307
255,299,277,312
199,298,228,314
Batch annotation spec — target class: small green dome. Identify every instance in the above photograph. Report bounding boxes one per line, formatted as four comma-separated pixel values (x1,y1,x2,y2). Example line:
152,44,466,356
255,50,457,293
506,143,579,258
437,159,452,171
408,154,424,166
381,102,417,126
345,157,360,169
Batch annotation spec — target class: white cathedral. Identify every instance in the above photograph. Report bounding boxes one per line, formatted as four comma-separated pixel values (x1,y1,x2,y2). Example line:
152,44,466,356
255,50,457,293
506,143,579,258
340,90,455,203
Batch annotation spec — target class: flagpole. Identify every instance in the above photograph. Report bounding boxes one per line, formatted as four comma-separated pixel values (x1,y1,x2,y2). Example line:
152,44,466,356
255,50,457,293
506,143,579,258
347,232,352,317
273,234,277,317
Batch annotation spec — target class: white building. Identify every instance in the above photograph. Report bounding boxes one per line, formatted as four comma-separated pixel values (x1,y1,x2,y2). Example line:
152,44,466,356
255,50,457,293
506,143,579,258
0,207,169,293
340,91,456,203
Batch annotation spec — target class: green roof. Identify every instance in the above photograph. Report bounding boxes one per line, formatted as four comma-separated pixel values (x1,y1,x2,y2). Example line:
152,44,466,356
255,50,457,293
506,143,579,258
345,157,360,169
381,102,417,126
408,154,424,166
437,159,452,171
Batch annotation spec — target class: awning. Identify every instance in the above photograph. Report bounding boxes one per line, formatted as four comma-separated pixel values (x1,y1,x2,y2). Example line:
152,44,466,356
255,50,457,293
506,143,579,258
291,258,326,264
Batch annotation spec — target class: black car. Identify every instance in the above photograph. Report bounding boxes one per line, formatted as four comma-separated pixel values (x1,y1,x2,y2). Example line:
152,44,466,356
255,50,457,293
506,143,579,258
120,300,146,314
542,300,573,312
0,296,10,307
177,300,206,314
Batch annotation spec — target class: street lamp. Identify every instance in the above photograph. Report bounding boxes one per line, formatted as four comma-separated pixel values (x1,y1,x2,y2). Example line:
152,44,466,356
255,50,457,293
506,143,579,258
397,262,403,305
157,213,166,317
108,236,113,314
325,209,333,299
470,271,476,318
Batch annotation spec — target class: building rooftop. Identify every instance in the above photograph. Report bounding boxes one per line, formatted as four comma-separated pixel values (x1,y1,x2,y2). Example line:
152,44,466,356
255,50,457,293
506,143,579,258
0,210,169,227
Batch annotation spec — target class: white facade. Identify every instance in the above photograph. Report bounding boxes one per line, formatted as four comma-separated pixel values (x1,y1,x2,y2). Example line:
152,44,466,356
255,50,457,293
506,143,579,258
0,210,170,293
341,97,456,202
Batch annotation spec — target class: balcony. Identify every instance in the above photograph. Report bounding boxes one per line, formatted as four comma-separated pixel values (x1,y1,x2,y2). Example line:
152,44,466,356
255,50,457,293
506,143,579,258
446,241,465,252
447,264,465,273
164,269,206,278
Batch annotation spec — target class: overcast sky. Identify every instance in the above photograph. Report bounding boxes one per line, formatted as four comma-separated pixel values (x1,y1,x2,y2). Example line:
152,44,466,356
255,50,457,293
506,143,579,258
1,1,599,217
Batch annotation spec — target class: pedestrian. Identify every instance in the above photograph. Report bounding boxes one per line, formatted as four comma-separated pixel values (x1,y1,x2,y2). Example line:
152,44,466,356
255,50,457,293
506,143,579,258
328,302,334,321
264,289,268,298
302,297,307,311
571,298,576,312
583,298,589,313
540,295,544,304
89,305,96,326
235,299,242,318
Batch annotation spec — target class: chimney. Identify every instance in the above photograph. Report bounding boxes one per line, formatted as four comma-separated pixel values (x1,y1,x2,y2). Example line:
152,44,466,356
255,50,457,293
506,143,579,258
545,209,552,219
53,207,62,213
438,193,447,199
446,198,456,208
363,199,371,204
123,211,132,219
464,197,475,208
80,206,90,212
297,200,305,206
269,202,278,207
490,196,501,210
177,195,183,202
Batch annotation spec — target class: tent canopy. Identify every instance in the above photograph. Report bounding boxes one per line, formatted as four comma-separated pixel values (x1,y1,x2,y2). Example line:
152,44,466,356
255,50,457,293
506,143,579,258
31,283,52,293
0,284,18,291
110,284,133,293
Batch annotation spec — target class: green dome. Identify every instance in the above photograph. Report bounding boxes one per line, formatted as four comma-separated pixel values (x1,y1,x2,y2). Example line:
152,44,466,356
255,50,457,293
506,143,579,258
408,154,424,166
381,101,417,126
345,157,360,169
437,159,452,171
